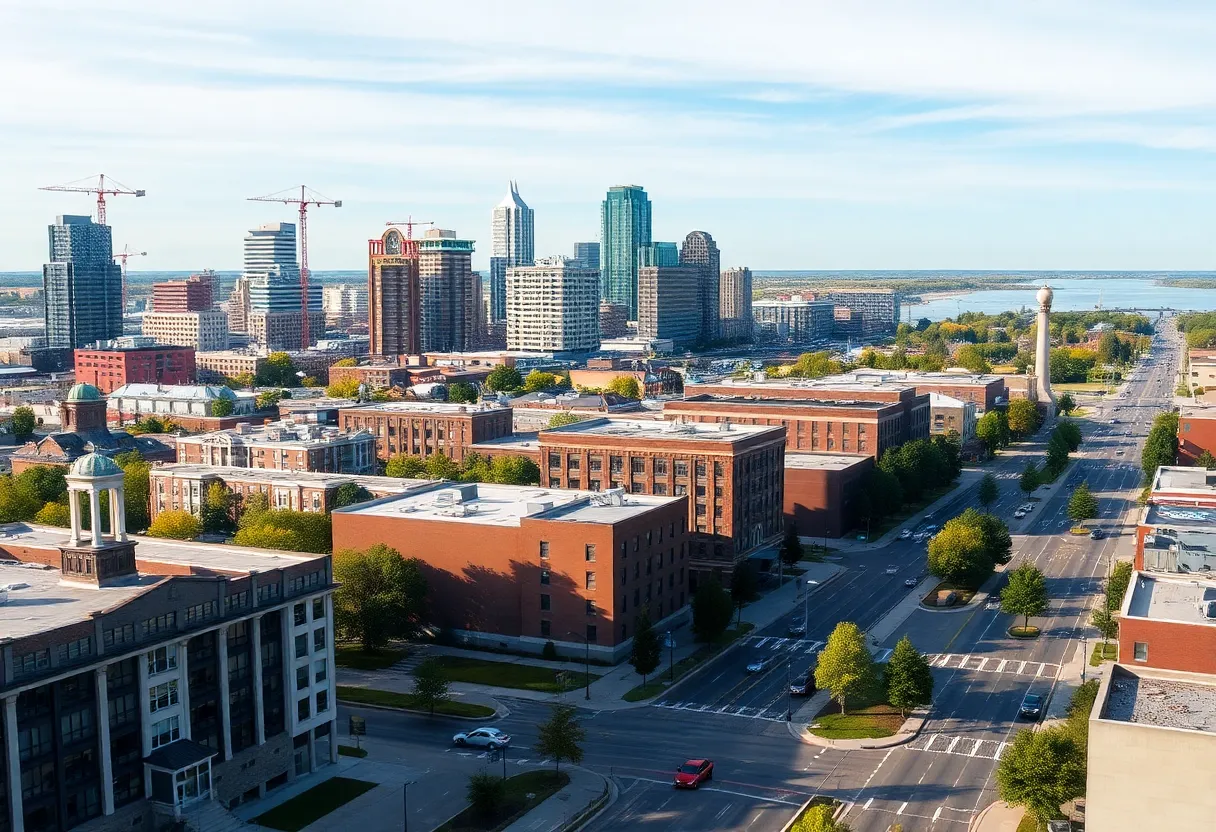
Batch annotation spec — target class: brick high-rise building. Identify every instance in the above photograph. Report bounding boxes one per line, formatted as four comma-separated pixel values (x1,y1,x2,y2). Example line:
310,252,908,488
73,337,196,393
419,229,478,352
151,273,214,313
679,231,721,344
368,227,420,357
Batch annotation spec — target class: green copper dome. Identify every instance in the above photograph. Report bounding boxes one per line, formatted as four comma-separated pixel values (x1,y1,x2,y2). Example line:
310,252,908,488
66,383,103,402
70,453,123,478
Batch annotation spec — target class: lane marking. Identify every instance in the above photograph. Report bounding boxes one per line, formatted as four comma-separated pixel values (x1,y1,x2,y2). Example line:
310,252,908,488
864,797,873,809
933,807,943,822
897,802,908,815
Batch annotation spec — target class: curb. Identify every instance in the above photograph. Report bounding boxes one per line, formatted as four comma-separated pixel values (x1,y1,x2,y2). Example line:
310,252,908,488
561,771,617,832
790,707,928,750
336,696,509,721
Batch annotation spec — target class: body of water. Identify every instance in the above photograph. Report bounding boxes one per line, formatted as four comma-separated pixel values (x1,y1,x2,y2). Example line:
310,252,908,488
911,277,1216,321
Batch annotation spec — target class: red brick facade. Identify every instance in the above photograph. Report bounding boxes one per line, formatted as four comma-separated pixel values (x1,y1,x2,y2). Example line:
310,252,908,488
1178,411,1216,465
338,404,513,462
1119,615,1216,675
783,455,874,538
73,345,196,393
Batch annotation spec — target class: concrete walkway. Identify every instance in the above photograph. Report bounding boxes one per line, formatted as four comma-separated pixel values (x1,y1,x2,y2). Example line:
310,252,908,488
501,766,608,832
970,801,1025,832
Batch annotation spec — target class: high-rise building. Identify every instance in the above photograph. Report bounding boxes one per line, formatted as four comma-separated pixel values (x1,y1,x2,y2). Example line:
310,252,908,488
322,283,368,326
680,231,721,343
368,227,420,357
639,242,679,267
226,275,251,335
572,242,600,270
419,229,478,352
243,222,299,280
599,300,630,340
142,310,230,351
720,266,753,321
489,182,534,323
152,273,214,313
600,186,652,319
637,265,702,348
42,215,123,350
506,257,600,352
816,288,900,335
753,296,835,344
247,279,323,350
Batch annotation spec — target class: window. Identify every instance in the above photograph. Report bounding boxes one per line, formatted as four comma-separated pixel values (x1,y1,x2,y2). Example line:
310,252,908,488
695,462,706,477
313,598,325,620
141,613,176,639
610,456,623,474
313,626,326,652
540,570,550,585
549,478,561,487
1134,642,1148,661
294,604,307,626
104,623,135,648
108,692,138,727
675,461,688,477
315,659,328,683
586,599,596,615
257,583,281,603
540,620,551,637
149,680,179,713
148,645,178,675
585,544,596,562
151,716,180,749
631,458,645,474
14,649,50,678
674,484,687,496
586,571,597,590
654,459,668,476
540,594,551,611
654,483,668,495
185,601,217,625
540,541,550,560
295,634,309,658
18,724,52,760
316,689,329,713
589,456,602,472
296,666,309,690
21,761,55,801
58,637,93,665
548,452,561,469
225,591,250,613
586,625,597,643
297,697,311,721
568,455,580,470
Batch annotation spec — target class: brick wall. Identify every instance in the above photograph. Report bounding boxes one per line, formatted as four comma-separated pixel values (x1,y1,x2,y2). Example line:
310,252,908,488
1119,616,1216,675
1178,413,1216,465
783,458,873,538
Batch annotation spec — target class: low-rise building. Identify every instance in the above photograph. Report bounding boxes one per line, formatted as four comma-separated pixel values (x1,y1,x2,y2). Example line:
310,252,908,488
338,401,513,462
74,338,196,394
570,360,683,397
141,310,229,352
107,383,260,431
276,398,357,425
1177,405,1216,465
1136,466,1216,573
508,391,642,431
331,483,690,662
1185,348,1216,400
1119,571,1216,674
784,453,873,538
175,421,377,474
843,369,1006,413
998,373,1039,403
467,433,542,463
326,363,415,391
928,392,977,442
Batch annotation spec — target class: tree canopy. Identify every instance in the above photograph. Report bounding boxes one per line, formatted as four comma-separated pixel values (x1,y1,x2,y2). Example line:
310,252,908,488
629,609,662,684
524,370,560,392
11,406,36,437
485,365,523,392
1141,410,1179,483
885,635,933,717
1005,398,1040,437
547,412,582,428
978,473,999,511
327,377,361,399
533,705,585,776
1067,483,1098,523
607,375,642,399
814,621,875,715
333,543,429,650
1001,561,1049,631
147,509,201,541
447,381,479,403
996,727,1085,825
257,352,299,387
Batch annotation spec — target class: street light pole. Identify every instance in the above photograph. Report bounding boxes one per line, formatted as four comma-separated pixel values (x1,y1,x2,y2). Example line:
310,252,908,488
403,780,414,832
566,631,591,701
804,579,819,632
666,630,674,684
785,655,792,721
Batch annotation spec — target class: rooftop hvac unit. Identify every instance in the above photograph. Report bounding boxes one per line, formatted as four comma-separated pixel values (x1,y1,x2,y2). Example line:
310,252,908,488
526,500,554,514
1204,600,1216,620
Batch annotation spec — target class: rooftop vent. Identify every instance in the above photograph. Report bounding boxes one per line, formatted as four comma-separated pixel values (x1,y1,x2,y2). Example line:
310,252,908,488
526,500,555,514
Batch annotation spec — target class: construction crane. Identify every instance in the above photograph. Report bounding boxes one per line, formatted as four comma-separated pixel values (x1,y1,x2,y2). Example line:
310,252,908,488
247,185,343,351
113,245,147,311
39,174,145,226
385,217,434,257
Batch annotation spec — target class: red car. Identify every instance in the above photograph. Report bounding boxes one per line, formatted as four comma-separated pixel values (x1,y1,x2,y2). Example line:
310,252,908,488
673,759,714,789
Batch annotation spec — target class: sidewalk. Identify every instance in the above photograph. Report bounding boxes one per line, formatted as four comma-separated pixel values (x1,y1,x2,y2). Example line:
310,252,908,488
502,766,608,832
969,801,1024,832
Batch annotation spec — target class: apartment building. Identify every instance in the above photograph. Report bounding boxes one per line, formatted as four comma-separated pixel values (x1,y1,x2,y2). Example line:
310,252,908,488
505,258,600,353
637,265,702,348
814,288,900,335
141,311,229,352
338,401,513,462
74,339,196,394
107,384,258,427
928,393,977,442
752,297,835,344
175,421,377,474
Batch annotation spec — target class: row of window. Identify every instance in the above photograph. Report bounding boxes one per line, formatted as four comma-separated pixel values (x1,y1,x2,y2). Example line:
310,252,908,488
550,455,726,478
185,601,218,625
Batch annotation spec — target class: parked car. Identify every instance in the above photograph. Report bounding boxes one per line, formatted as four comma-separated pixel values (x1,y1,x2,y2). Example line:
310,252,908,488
746,655,773,674
1019,694,1045,720
790,670,817,696
452,727,512,749
1013,509,1027,519
673,759,714,789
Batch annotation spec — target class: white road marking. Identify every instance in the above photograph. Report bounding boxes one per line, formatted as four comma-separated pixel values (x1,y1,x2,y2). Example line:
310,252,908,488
946,737,960,753
933,807,943,822
864,798,873,810
897,802,908,815
996,659,1007,673
754,637,770,648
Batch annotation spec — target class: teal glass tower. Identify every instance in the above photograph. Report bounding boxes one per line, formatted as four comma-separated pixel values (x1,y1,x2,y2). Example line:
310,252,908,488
600,185,652,319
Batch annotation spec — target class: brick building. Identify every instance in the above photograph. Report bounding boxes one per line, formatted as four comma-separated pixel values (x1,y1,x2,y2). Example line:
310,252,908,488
1177,406,1216,465
175,421,377,474
839,370,1006,413
327,363,415,391
928,393,977,442
1118,571,1216,675
1135,467,1216,573
508,391,642,432
331,483,689,663
0,454,338,832
783,453,873,538
537,418,786,584
74,338,196,394
338,401,513,463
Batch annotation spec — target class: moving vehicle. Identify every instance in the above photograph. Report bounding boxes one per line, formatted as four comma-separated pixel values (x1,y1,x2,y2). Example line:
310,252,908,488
1013,509,1026,519
788,620,807,637
1090,528,1105,540
453,727,511,749
1019,694,1045,720
790,670,817,696
898,529,912,540
885,566,899,575
904,577,919,587
674,759,714,789
746,655,773,674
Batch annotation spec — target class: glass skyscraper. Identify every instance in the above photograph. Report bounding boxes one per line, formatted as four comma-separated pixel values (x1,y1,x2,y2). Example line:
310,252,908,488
43,214,123,349
600,185,651,319
489,182,534,323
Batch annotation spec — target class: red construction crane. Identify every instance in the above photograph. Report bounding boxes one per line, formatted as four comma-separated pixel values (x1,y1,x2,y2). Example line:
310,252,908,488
384,217,434,257
39,174,145,226
248,185,343,350
113,245,147,311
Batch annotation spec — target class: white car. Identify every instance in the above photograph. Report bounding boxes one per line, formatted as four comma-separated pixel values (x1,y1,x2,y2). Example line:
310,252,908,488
453,727,512,749
898,529,912,540
885,566,899,575
1013,509,1026,519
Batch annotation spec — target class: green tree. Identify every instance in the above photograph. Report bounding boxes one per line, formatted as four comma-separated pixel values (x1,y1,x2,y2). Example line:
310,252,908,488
447,381,479,404
784,351,843,379
11,406,35,438
200,481,234,534
1198,449,1216,469
488,455,540,485
975,512,1013,566
237,492,270,528
814,621,875,715
884,635,934,718
977,473,999,512
524,370,558,392
691,577,733,643
730,563,759,627
1055,393,1076,416
1108,560,1133,609
781,523,804,567
975,410,1006,455
927,521,991,587
411,659,451,717
34,501,70,527
1001,562,1049,632
332,482,373,509
227,372,255,390
547,412,582,429
257,352,298,387
860,468,903,520
1006,398,1040,437
485,365,523,392
996,727,1085,827
1141,411,1180,482
327,377,362,399
210,398,234,417
533,704,584,778
15,465,66,503
424,453,461,480
607,375,642,399
234,509,332,553
790,804,853,832
466,772,507,820
232,525,302,551
628,609,662,686
332,544,428,650
1046,430,1071,473
385,454,427,478
954,344,992,374
1091,603,1119,642
256,389,286,410
1054,420,1082,452
1067,482,1098,524
147,509,202,540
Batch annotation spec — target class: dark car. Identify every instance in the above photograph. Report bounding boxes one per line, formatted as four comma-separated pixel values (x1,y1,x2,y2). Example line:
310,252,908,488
788,619,807,637
674,759,714,789
790,670,817,696
1019,693,1045,720
1089,528,1104,540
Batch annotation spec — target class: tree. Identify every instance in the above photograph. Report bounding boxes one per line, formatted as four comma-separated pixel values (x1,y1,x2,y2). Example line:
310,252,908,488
1091,603,1119,642
814,621,875,715
1006,398,1040,437
1055,393,1076,416
975,410,1006,456
790,804,853,832
1067,482,1098,524
860,468,903,521
1001,562,1049,632
200,481,234,534
466,772,507,820
256,389,286,410
447,381,479,404
424,453,461,480
210,398,234,417
232,525,302,551
607,375,643,399
11,406,35,438
333,544,428,650
385,454,427,478
332,482,373,509
730,563,759,627
485,365,523,392
1108,560,1133,609
34,501,70,527
547,412,582,429
884,635,933,718
691,577,733,643
1141,410,1179,483
234,508,332,553
15,465,66,503
411,659,451,717
1054,420,1082,452
227,372,255,390
1198,450,1216,469
996,727,1085,827
975,512,1013,566
954,344,992,374
533,704,584,778
629,610,662,686
524,370,558,392
1046,430,1071,473
147,509,201,540
781,523,804,567
1018,464,1040,496
927,521,991,587
488,455,541,485
327,377,361,399
257,352,298,387
977,473,999,512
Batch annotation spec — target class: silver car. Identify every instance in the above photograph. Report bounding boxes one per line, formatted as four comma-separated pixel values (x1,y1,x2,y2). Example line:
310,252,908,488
452,727,511,749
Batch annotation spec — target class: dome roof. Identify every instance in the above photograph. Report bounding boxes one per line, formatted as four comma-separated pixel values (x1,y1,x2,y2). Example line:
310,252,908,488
66,383,103,402
70,452,123,478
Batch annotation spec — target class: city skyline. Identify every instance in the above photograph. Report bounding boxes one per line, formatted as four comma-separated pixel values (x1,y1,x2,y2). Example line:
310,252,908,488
6,4,1216,271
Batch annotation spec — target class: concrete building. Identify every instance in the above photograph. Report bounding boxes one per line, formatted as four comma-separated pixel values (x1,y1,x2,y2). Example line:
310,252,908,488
637,265,702,348
815,288,899,336
107,383,258,430
175,421,377,474
638,242,679,268
719,267,753,342
506,257,600,353
151,274,214,313
753,296,835,344
225,276,251,337
1135,466,1216,573
0,456,338,831
537,418,786,584
600,186,652,319
338,401,513,462
243,223,298,282
928,392,977,442
489,182,535,324
784,453,873,538
73,339,196,394
598,301,630,340
368,227,420,358
418,229,478,353
679,232,721,344
571,242,599,270
332,482,689,662
141,311,229,352
246,276,324,352
43,215,123,351
321,284,367,327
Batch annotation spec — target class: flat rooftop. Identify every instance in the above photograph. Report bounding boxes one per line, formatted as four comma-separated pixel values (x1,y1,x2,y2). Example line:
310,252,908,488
468,433,541,452
151,464,432,493
785,453,872,471
1151,465,1216,497
179,421,370,446
541,417,782,442
1102,667,1216,734
340,401,508,415
1144,502,1216,530
673,394,896,411
335,483,679,526
1125,572,1216,625
687,377,918,395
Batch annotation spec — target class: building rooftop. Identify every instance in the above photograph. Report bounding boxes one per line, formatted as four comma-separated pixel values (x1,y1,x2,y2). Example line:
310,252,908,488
468,433,541,453
541,416,783,442
151,464,433,493
1125,572,1216,625
687,376,920,395
1149,465,1216,498
109,383,246,402
753,297,834,308
673,393,898,411
929,392,969,407
340,401,509,416
1102,666,1216,734
179,420,372,445
335,483,680,527
785,453,872,471
511,391,640,410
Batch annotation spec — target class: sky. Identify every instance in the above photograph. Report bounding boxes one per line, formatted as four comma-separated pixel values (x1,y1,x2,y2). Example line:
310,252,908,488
3,1,1216,272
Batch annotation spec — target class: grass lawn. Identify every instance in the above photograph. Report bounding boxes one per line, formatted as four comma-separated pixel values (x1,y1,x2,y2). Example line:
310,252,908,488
808,673,905,740
437,770,570,832
334,645,408,671
1054,382,1116,393
788,797,842,826
1008,625,1041,639
623,622,755,702
864,483,955,541
921,580,976,608
254,777,378,831
1090,642,1118,665
1015,811,1042,832
336,686,496,718
338,745,368,758
429,656,600,694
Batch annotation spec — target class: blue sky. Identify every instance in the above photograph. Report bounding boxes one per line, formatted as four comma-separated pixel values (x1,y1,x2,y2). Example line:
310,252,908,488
3,1,1216,271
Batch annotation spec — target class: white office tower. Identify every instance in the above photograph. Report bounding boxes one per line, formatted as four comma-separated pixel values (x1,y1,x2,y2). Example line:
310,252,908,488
244,222,300,280
506,257,599,352
489,182,534,323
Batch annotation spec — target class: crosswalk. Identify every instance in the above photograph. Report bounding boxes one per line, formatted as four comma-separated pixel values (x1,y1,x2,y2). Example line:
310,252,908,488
741,636,893,663
905,732,1008,761
925,653,1059,678
649,700,792,723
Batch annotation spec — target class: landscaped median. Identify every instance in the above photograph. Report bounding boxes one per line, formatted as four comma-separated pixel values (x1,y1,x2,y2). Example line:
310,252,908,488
436,770,570,832
807,672,902,741
336,685,496,718
254,776,378,831
428,655,602,694
622,622,754,702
